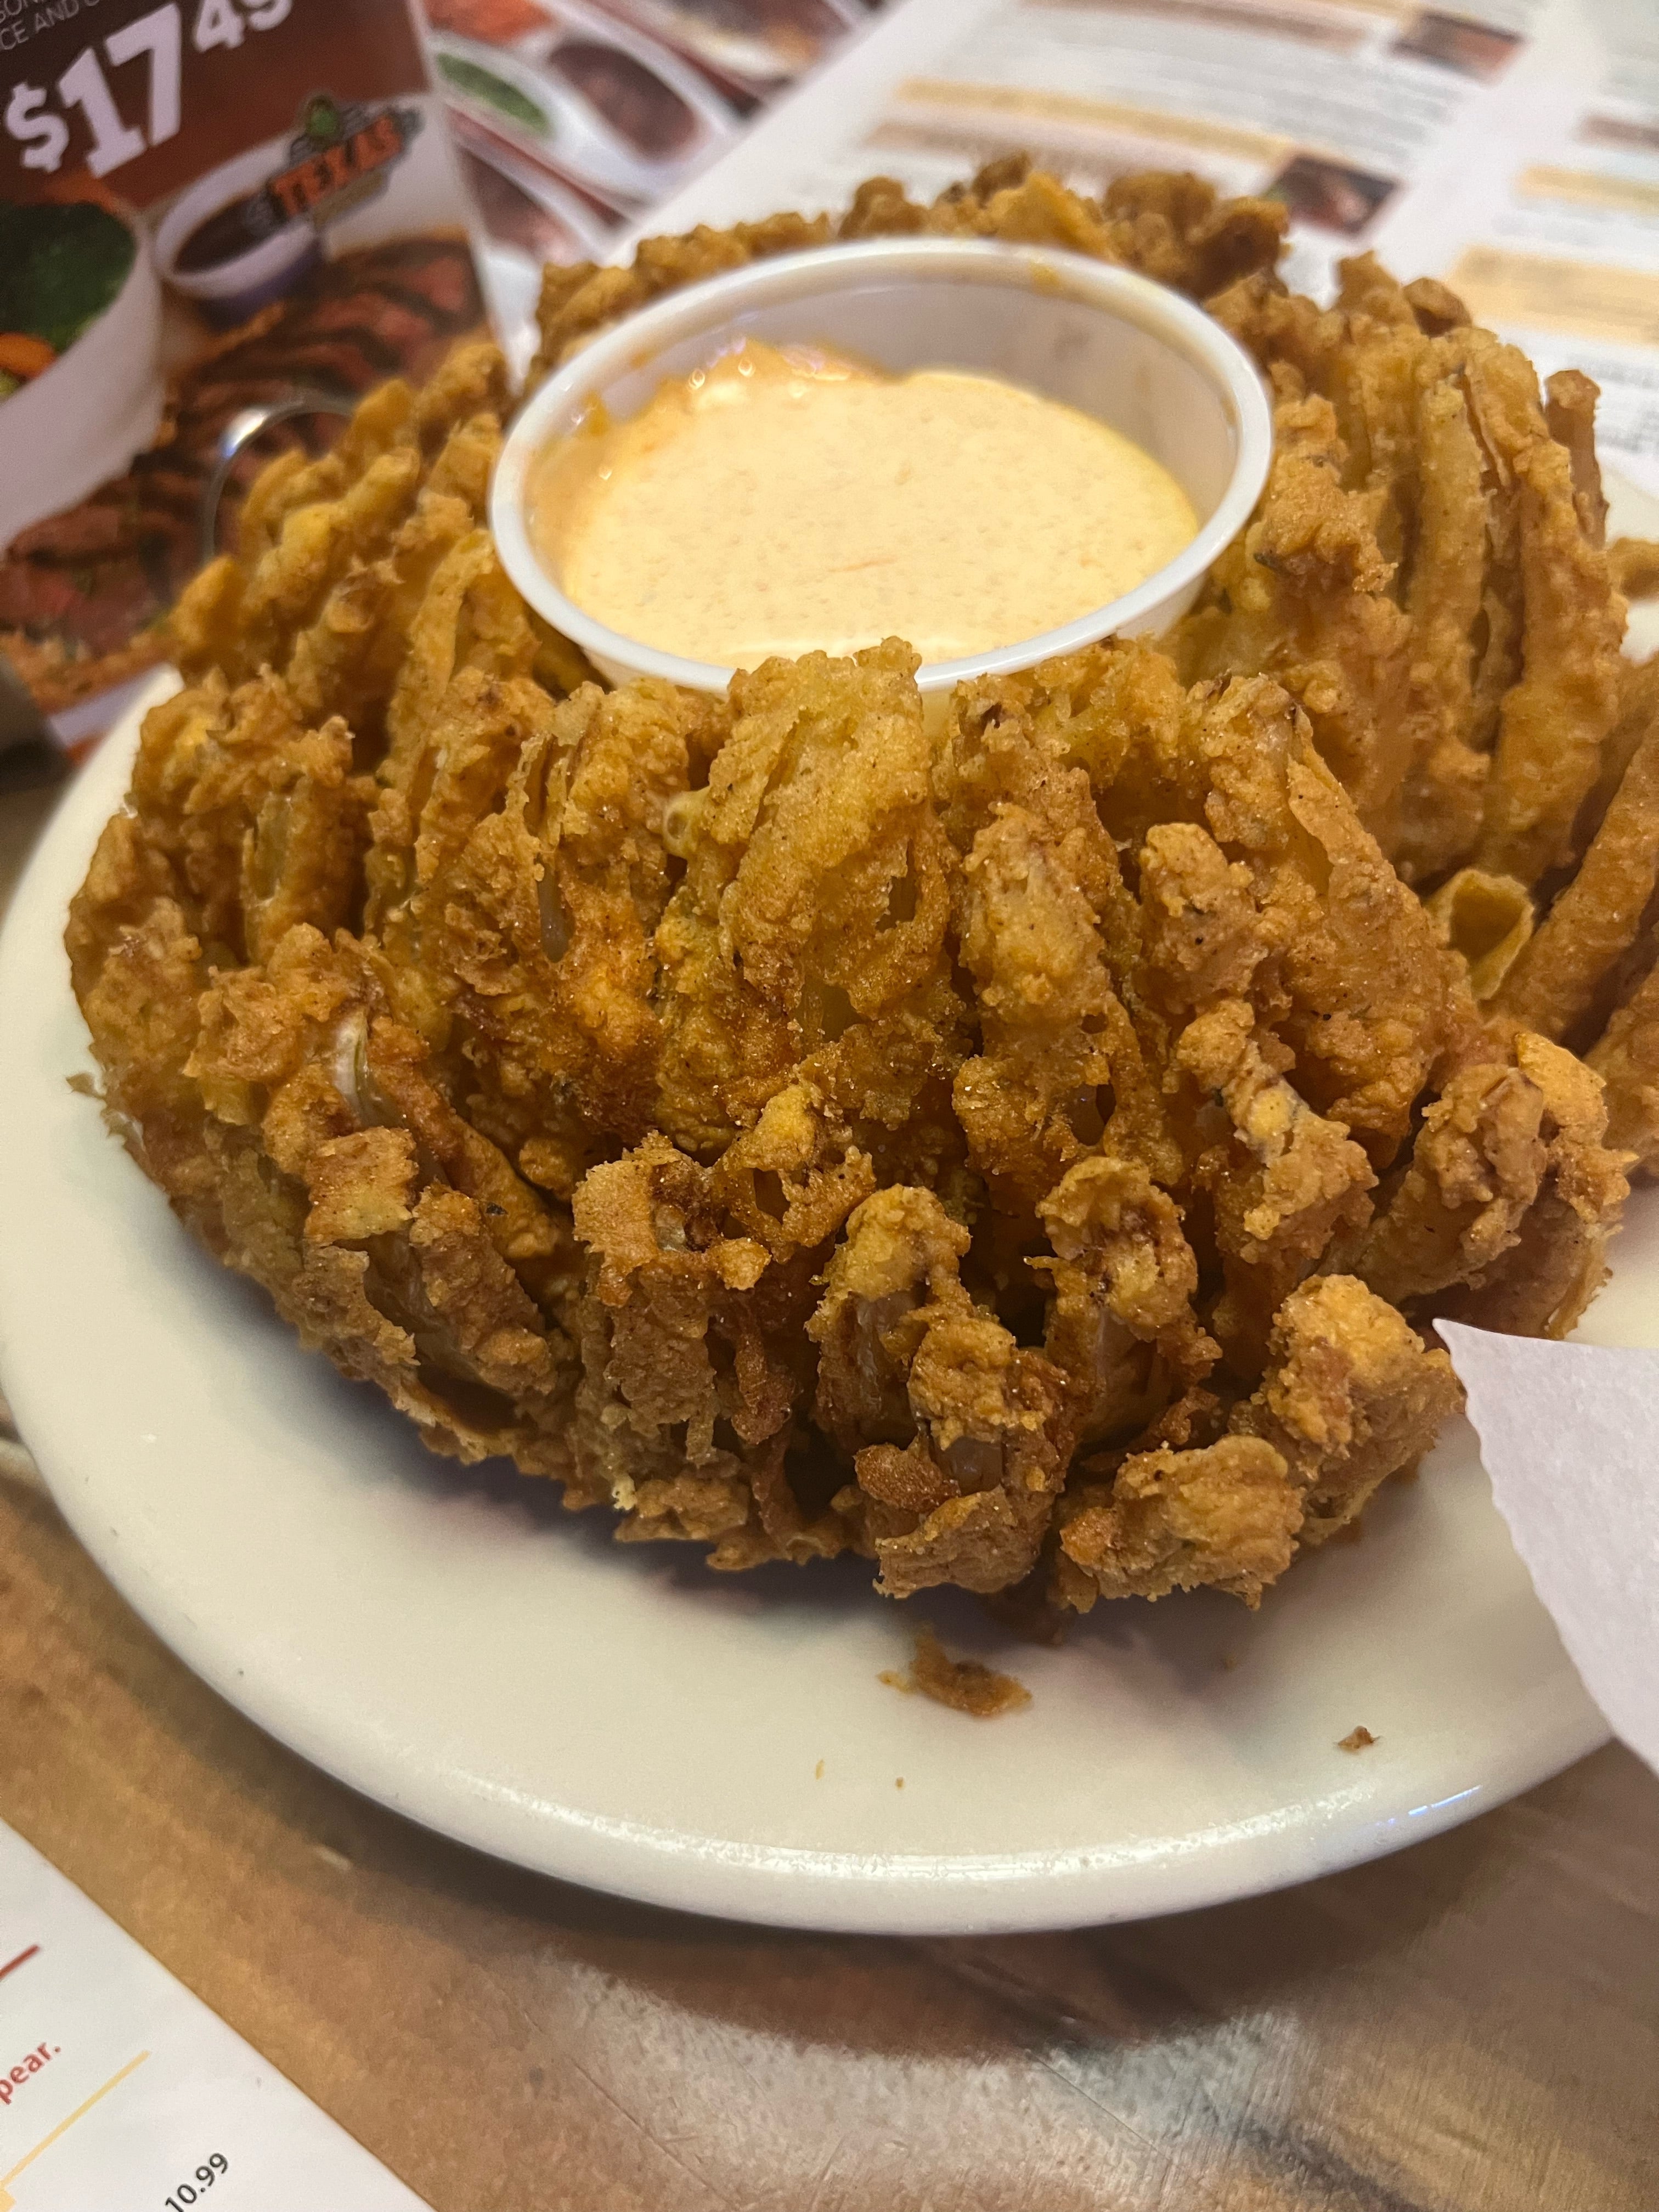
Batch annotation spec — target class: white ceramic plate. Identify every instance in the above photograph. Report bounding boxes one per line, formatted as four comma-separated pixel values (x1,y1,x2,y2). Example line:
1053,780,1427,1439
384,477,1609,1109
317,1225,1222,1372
2,679,1654,1937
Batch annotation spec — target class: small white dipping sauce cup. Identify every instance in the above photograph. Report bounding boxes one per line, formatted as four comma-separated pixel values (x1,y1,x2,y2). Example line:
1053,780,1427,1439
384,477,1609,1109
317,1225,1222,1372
490,236,1273,698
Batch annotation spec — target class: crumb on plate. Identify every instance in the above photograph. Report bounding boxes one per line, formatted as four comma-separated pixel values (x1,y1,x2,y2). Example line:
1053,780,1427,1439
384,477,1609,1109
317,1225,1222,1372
881,1624,1032,1717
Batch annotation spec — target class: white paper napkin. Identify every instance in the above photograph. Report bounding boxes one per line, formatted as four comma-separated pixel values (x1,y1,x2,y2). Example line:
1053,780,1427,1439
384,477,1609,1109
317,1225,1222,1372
1440,1323,1659,1774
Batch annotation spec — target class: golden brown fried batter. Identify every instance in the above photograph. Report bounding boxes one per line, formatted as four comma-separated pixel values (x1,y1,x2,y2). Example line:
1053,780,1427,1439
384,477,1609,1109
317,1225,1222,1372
1057,1436,1302,1608
938,677,1157,1216
528,157,1284,383
881,1624,1032,1717
1036,1153,1216,1448
655,639,963,1182
568,1131,830,1550
192,926,576,1472
1232,1274,1460,1543
75,618,1580,1607
1494,713,1659,1046
1609,537,1659,600
1590,955,1659,1170
67,174,1659,1634
1180,263,1628,892
370,669,718,1193
1425,870,1534,1004
1432,1036,1629,1338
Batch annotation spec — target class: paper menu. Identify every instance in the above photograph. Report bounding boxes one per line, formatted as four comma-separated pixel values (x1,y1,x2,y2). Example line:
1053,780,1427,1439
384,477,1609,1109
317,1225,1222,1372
629,0,1659,501
0,1824,427,2212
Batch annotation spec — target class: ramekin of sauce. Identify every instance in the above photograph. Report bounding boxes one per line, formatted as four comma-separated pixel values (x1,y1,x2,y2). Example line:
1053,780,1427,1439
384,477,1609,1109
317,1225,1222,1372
491,238,1272,699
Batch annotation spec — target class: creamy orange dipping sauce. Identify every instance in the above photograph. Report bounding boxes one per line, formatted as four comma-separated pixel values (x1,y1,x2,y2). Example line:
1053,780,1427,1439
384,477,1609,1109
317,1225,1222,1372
527,340,1199,668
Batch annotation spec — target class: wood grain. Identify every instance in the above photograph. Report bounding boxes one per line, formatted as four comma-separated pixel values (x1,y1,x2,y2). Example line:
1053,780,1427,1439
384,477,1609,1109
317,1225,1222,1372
2,786,1656,2212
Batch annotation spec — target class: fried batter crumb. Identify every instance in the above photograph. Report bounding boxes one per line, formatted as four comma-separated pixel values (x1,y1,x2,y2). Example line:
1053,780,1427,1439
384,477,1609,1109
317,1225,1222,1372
882,1626,1032,1718
1339,1725,1378,1752
815,1759,825,1780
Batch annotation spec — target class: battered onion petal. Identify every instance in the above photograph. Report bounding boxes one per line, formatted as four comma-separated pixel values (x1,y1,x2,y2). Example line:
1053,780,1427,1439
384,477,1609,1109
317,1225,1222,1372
529,161,1283,386
1183,279,1629,894
1494,716,1659,1045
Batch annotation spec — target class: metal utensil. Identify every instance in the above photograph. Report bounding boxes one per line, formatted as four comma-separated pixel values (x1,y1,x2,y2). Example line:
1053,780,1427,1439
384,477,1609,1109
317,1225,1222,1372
0,390,357,793
199,389,357,569
0,655,65,794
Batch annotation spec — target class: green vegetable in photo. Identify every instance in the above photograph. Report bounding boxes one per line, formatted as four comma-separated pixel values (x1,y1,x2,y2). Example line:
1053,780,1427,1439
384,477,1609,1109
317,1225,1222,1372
0,203,137,357
436,52,551,136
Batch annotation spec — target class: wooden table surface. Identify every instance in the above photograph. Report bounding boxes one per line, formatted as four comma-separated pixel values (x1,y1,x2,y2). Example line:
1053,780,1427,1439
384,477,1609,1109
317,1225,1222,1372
2,770,1656,2212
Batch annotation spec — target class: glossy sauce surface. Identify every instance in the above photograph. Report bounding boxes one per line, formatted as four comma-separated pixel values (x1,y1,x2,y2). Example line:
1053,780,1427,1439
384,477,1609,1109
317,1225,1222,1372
528,340,1199,667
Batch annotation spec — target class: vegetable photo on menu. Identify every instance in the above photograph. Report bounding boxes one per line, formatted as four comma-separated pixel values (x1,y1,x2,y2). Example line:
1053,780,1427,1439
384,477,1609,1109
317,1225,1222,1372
0,0,491,751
